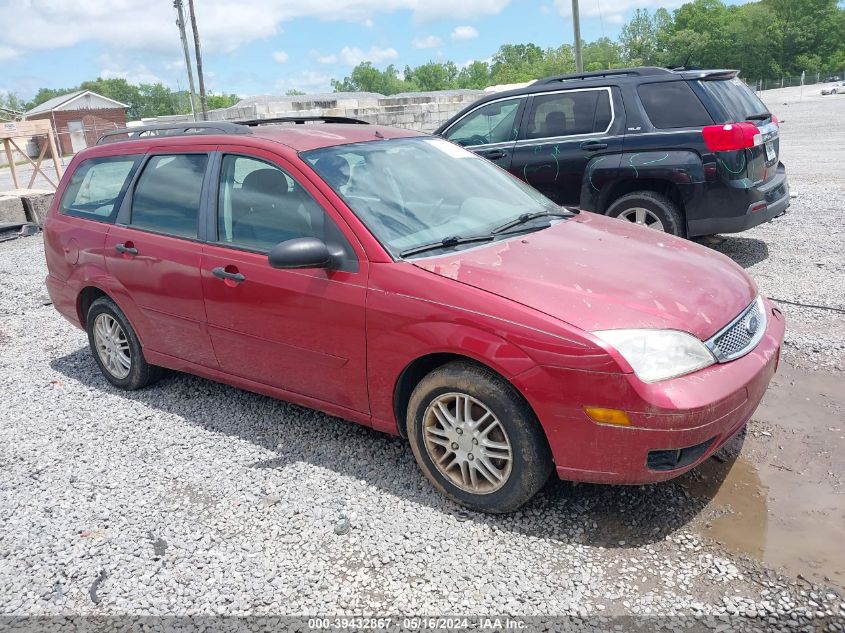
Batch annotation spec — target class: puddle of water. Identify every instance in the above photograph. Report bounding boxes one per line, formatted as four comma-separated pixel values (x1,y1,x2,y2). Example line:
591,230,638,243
684,363,845,588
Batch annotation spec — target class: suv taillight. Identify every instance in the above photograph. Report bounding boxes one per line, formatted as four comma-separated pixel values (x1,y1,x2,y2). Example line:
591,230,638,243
702,122,762,152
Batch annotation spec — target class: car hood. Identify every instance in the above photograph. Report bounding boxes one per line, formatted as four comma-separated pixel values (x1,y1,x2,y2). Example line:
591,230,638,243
412,213,757,341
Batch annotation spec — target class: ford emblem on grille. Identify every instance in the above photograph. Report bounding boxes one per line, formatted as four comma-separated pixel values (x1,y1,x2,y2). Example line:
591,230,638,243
746,315,759,335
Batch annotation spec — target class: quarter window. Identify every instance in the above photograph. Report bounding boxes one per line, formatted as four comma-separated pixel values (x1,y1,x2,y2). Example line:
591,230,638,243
131,154,208,238
638,82,713,129
524,89,612,140
59,156,140,222
445,98,522,147
217,155,357,270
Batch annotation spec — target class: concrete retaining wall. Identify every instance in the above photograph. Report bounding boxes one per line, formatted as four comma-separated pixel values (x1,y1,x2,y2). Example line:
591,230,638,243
131,90,485,133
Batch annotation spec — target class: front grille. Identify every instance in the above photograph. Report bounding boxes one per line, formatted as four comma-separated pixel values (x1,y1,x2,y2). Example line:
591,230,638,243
705,297,767,362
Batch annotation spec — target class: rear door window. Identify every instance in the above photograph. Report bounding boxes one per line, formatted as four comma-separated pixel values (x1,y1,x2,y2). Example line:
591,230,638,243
59,156,140,222
444,98,522,147
130,154,208,239
523,88,612,140
696,77,769,123
637,82,713,129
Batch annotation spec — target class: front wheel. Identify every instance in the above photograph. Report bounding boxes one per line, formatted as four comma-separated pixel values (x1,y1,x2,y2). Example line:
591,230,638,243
606,190,684,237
406,361,553,513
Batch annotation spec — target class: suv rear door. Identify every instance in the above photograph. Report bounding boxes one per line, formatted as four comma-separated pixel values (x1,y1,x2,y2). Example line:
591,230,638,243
509,86,625,206
693,76,781,185
104,147,219,368
439,96,526,171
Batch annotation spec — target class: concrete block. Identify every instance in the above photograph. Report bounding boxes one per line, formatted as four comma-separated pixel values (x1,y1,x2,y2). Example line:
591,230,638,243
0,196,27,224
21,192,54,225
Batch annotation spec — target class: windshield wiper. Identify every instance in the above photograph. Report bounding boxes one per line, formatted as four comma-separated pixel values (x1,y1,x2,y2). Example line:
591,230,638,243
399,234,495,258
745,112,771,121
491,210,574,235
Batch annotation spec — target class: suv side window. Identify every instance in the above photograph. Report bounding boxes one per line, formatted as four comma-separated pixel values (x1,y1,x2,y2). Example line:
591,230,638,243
445,98,521,147
217,155,357,271
524,89,612,140
130,154,208,239
638,82,713,129
59,156,140,223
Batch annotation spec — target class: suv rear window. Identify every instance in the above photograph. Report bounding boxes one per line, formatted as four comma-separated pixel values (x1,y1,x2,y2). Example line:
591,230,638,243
637,82,713,129
697,77,769,123
59,156,140,223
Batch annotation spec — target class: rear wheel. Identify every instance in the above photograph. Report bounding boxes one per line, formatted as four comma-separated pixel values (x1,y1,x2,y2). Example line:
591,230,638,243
606,190,684,237
86,296,162,390
406,361,553,513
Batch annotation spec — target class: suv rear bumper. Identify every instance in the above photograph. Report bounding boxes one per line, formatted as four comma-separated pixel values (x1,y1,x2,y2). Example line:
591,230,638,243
687,164,789,236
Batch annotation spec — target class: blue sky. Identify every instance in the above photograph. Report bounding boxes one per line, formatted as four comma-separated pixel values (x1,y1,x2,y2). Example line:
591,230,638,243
1,0,742,101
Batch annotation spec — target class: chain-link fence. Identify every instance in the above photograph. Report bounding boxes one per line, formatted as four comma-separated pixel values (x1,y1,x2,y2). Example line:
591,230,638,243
750,71,845,92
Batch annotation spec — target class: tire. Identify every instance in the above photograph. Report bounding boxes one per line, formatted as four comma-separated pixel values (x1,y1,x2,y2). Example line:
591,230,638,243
406,361,553,513
86,296,162,390
605,190,684,237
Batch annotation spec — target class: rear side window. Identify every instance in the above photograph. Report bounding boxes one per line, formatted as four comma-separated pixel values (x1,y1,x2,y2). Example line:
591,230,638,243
638,82,713,129
59,156,140,223
523,89,612,140
130,154,208,239
697,78,769,123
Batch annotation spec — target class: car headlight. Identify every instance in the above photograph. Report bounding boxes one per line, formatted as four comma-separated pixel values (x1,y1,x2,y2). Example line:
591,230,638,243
593,329,716,383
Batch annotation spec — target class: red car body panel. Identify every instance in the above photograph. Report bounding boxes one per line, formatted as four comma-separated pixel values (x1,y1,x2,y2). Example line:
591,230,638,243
43,124,785,485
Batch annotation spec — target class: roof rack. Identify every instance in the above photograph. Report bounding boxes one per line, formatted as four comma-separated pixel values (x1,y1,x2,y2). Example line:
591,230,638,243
538,66,673,84
237,116,369,126
97,121,250,144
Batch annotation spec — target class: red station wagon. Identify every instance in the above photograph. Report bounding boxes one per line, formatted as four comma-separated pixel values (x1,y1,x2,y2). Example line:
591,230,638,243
44,118,785,512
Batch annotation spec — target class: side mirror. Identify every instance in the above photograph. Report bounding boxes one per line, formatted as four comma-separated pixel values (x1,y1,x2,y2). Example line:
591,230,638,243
268,237,331,270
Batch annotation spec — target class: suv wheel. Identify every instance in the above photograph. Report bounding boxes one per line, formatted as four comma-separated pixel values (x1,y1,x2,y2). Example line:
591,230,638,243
606,191,684,237
86,296,162,390
406,361,553,513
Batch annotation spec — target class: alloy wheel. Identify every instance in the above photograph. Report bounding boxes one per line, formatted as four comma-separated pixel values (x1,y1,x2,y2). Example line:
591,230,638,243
617,206,665,231
93,313,132,379
422,392,513,494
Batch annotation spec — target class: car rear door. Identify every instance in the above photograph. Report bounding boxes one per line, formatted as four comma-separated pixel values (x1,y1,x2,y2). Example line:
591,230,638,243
200,146,369,416
509,86,625,207
439,96,527,171
104,146,218,368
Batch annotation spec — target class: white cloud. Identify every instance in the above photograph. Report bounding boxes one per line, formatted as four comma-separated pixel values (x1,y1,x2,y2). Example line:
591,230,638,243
450,26,479,42
275,70,334,94
339,45,398,66
273,50,289,63
0,0,510,59
99,62,163,85
553,0,683,21
413,35,442,49
314,53,339,64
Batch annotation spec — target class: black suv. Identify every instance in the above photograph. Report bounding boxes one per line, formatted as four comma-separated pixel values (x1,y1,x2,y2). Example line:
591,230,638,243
435,67,789,237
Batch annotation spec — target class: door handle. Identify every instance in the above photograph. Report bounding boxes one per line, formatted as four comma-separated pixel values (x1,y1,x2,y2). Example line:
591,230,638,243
484,149,507,160
212,267,246,283
580,141,608,151
115,243,138,256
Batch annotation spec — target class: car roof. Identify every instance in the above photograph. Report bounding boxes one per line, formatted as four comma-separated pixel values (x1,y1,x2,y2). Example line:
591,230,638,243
87,123,426,157
474,67,740,101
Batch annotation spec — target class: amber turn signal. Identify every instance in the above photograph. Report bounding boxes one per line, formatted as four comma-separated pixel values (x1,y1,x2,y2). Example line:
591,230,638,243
584,406,631,426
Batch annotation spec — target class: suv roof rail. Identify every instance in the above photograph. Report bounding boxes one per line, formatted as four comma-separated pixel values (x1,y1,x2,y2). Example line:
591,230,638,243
537,66,673,84
237,116,370,126
97,121,251,144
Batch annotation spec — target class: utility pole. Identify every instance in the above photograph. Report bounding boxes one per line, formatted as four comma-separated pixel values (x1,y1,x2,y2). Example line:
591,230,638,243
186,0,209,120
173,0,198,121
572,0,583,72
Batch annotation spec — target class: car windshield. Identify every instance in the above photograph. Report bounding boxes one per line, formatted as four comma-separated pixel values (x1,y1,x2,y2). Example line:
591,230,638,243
303,137,561,257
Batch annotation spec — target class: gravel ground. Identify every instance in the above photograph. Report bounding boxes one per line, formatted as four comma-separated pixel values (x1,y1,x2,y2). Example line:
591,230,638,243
1,95,844,628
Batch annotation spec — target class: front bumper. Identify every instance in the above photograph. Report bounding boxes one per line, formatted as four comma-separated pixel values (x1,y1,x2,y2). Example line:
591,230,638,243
515,299,785,484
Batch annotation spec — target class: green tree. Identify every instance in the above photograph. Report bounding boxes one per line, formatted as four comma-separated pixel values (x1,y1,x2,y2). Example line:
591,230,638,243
619,8,673,65
28,87,77,110
490,43,546,83
582,38,624,71
331,62,411,95
285,89,306,96
455,61,492,89
206,93,240,109
404,61,458,91
0,91,27,113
